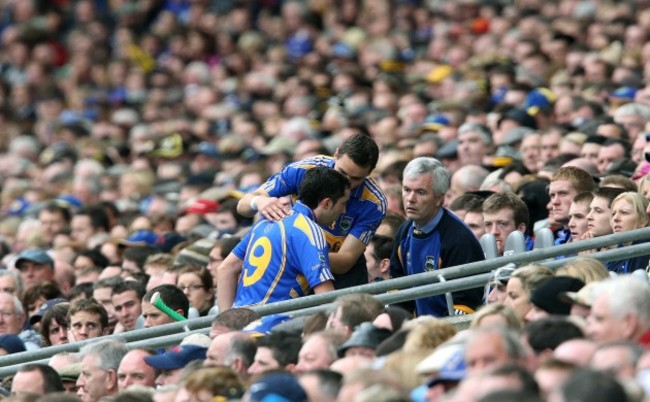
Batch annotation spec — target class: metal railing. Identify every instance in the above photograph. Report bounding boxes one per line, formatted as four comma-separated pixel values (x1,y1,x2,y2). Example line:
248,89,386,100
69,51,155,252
0,227,649,377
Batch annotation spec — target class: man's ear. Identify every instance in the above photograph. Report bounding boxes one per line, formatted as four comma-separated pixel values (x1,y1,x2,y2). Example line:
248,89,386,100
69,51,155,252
176,309,186,319
319,197,333,210
518,223,527,233
333,148,340,158
379,258,391,275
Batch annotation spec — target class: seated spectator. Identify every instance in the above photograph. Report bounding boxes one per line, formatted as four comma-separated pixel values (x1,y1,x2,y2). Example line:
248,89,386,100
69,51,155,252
144,345,207,388
66,298,109,342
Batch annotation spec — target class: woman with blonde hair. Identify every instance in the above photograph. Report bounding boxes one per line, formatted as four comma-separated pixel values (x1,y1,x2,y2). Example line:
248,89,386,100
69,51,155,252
470,303,522,331
556,256,610,284
504,264,554,322
607,192,650,273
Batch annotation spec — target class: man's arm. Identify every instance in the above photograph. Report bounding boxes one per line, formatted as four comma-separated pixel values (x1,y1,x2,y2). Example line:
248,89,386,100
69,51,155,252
313,280,335,294
328,236,367,274
237,188,291,221
216,253,244,312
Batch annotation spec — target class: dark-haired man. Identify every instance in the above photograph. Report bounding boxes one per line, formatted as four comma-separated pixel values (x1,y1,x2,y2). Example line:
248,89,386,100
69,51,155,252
219,167,351,310
237,134,387,289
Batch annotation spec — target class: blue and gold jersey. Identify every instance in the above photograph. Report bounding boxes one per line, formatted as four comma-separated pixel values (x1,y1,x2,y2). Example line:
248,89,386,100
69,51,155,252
232,202,335,307
261,155,387,288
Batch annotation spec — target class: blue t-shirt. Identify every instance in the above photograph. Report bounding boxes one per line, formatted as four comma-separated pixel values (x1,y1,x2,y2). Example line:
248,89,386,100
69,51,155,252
232,202,335,307
261,155,387,288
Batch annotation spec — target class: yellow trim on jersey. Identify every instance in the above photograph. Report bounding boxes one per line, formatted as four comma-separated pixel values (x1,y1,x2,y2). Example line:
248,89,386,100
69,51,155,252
293,214,316,246
261,221,288,303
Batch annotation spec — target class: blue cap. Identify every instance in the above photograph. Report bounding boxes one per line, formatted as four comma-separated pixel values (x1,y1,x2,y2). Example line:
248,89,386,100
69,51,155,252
420,114,450,133
57,195,83,210
285,34,312,60
610,86,637,101
332,42,355,59
243,314,292,337
248,372,307,402
122,230,160,247
29,298,68,325
0,335,25,355
194,141,220,158
523,88,556,115
427,347,467,386
144,345,207,370
6,198,30,217
15,248,53,268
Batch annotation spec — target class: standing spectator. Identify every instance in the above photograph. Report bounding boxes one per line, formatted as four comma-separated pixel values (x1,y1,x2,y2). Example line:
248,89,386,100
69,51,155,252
390,157,484,316
237,134,387,289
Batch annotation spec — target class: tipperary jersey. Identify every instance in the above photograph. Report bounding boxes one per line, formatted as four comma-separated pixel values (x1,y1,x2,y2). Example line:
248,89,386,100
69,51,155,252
261,155,387,288
232,202,335,307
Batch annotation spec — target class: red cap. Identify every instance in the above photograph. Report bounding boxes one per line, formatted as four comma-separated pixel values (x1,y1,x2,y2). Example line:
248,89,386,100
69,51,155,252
183,199,220,215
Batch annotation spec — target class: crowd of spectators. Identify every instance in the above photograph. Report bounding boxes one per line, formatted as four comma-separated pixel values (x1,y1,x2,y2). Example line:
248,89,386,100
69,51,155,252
1,0,650,401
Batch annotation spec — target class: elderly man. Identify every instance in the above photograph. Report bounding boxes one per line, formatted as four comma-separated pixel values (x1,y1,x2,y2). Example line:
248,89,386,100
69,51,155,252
390,157,485,316
204,331,257,379
14,248,55,291
77,339,128,402
117,348,158,391
0,292,39,350
587,276,650,345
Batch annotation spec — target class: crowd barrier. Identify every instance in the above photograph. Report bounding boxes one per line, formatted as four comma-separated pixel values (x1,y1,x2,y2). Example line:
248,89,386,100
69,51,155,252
0,227,649,377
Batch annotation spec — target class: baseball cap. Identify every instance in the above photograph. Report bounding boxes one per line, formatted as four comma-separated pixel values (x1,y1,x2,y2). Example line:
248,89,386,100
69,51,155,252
416,342,465,376
243,314,293,337
0,334,25,355
337,322,393,357
501,108,537,130
523,88,556,116
144,345,207,370
57,363,82,383
559,282,599,308
248,372,307,402
120,230,160,248
181,333,212,348
182,199,220,215
29,298,67,325
419,114,450,133
427,346,467,386
15,248,54,268
530,276,585,315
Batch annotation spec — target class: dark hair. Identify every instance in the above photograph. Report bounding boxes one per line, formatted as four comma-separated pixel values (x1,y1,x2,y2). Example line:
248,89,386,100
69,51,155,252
593,186,626,207
478,389,543,402
75,249,110,269
75,206,110,232
337,133,379,171
522,316,584,354
214,237,242,258
560,369,628,402
112,280,145,300
449,194,484,213
39,202,72,224
40,303,70,347
67,282,94,301
299,167,350,209
67,298,108,331
144,284,189,318
122,246,160,270
22,282,63,315
257,332,303,367
489,364,540,395
18,364,64,393
93,276,125,291
298,369,342,400
370,235,393,261
229,335,258,368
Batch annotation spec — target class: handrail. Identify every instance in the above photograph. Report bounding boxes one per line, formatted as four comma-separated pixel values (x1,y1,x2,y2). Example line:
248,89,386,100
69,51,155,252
0,227,648,375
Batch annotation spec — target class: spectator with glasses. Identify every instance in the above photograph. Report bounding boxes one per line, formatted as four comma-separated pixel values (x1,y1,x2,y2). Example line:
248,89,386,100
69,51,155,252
176,265,216,316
